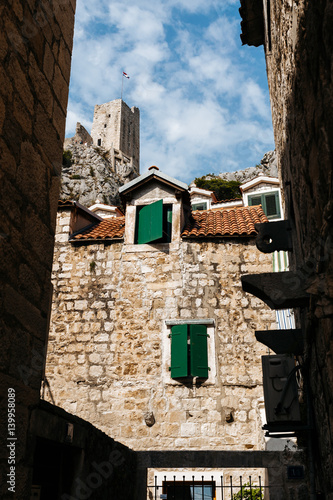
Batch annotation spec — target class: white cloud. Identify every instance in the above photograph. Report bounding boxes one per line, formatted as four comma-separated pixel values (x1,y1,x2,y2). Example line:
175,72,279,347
65,0,275,183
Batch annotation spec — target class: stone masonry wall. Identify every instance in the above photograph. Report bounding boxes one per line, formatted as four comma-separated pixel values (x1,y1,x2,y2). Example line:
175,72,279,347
265,0,333,496
44,209,276,453
0,2,76,498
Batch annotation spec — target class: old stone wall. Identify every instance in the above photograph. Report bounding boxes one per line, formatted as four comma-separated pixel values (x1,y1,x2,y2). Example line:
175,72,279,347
64,121,93,147
44,209,277,453
265,0,333,496
0,1,76,498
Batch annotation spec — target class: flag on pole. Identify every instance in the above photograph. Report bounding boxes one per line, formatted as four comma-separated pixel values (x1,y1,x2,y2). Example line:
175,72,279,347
122,72,130,79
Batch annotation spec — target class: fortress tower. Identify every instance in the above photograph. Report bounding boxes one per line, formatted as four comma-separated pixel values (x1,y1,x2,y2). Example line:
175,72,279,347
91,99,140,175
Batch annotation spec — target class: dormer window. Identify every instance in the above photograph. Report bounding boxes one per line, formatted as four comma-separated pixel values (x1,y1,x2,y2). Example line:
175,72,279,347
248,190,281,219
192,202,207,211
135,200,172,244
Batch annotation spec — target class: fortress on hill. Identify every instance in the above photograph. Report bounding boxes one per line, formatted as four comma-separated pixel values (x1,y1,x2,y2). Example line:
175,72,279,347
62,99,140,206
65,99,140,176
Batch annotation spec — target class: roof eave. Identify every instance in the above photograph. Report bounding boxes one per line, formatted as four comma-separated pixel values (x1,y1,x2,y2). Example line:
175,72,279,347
119,169,188,196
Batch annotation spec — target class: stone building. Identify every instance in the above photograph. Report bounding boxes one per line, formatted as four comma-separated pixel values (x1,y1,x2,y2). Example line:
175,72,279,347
43,166,309,497
240,0,333,497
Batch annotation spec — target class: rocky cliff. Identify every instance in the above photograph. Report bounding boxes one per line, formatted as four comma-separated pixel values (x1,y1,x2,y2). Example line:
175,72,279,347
218,150,278,183
61,148,278,207
61,143,134,207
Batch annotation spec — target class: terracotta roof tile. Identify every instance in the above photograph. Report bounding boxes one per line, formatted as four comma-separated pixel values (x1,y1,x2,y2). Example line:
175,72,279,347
71,217,125,241
182,205,268,238
69,206,268,242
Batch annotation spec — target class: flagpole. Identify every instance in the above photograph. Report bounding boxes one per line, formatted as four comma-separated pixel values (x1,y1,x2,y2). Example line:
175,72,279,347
121,73,124,100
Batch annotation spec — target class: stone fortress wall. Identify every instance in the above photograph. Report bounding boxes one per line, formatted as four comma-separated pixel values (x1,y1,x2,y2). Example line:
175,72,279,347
91,99,140,175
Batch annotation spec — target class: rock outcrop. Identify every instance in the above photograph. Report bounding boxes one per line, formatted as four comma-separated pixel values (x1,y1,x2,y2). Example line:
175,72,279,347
61,143,134,207
218,150,278,183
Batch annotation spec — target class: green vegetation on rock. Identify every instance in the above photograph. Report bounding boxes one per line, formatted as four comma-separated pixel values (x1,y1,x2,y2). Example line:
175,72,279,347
194,176,242,201
62,150,73,168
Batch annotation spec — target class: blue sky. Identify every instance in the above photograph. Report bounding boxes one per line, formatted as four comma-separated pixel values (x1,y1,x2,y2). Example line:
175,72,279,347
66,0,275,183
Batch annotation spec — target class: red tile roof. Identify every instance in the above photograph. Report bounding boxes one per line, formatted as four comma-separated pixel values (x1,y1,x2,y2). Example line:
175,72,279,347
71,217,125,241
69,206,267,242
181,206,268,238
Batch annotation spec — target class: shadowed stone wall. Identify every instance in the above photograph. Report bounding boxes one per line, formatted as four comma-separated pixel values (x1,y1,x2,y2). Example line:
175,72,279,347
264,1,333,496
0,1,76,497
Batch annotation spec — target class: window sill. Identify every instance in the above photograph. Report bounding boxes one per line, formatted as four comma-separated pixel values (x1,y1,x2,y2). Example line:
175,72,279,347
165,378,215,387
125,242,180,253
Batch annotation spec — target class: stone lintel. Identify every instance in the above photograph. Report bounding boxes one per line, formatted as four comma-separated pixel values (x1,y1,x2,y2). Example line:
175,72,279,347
165,319,215,326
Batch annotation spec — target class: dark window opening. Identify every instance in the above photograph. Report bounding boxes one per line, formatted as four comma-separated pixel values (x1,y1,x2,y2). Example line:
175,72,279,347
192,202,208,211
267,0,272,52
163,481,215,500
32,437,82,500
97,138,101,146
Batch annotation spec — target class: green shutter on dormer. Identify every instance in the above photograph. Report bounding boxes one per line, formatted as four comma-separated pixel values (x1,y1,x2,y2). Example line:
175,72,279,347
190,324,209,378
169,324,188,378
137,199,163,244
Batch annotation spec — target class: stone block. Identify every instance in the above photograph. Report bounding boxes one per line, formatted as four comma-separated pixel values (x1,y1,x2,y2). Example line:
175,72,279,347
89,365,103,377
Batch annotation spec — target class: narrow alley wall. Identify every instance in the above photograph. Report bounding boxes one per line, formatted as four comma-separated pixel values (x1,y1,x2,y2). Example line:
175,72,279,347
0,2,76,497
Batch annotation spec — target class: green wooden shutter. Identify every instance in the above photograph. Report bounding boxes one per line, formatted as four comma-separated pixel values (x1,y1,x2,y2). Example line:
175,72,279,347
190,324,209,378
169,324,188,378
137,199,163,244
264,191,281,218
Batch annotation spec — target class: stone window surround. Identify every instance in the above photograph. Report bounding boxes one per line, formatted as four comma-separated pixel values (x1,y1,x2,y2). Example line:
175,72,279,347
162,319,217,386
124,198,183,252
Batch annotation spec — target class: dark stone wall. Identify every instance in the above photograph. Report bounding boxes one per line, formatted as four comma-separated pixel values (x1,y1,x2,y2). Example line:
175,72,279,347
265,1,333,496
29,401,136,500
0,1,76,498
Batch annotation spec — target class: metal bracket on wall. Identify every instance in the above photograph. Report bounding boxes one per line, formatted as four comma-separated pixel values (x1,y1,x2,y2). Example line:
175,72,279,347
255,220,293,253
